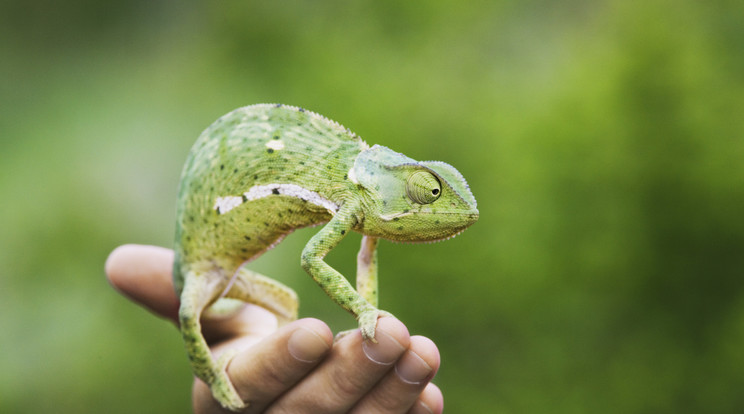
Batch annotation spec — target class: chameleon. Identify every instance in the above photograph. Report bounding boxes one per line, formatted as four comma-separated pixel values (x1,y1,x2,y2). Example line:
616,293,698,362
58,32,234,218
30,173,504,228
173,103,479,410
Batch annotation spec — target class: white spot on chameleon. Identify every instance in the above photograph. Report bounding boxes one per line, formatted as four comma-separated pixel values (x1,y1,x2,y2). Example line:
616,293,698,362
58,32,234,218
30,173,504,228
245,184,339,213
214,196,243,214
215,184,339,215
265,140,285,151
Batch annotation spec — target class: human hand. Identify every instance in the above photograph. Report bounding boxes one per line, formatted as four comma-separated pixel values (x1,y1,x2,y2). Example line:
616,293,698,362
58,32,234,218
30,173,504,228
105,244,443,413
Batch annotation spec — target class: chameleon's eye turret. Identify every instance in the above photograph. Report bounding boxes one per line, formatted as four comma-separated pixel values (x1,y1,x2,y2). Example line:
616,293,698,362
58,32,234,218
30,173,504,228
406,171,441,204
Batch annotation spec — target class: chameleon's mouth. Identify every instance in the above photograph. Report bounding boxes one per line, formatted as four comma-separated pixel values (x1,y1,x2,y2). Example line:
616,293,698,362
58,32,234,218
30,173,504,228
391,211,478,244
388,226,474,244
428,211,479,242
380,209,479,221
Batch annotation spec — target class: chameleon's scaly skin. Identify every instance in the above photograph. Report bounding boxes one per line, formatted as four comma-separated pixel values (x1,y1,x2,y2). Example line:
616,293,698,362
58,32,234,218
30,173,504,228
173,104,478,410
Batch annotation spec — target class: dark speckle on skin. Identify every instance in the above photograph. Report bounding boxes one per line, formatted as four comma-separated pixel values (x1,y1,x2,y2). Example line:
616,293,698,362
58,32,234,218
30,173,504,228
273,135,280,140
397,226,403,231
340,230,346,235
267,148,274,154
272,188,280,195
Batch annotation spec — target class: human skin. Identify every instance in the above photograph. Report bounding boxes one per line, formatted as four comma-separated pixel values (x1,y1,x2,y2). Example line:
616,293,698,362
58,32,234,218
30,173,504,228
105,244,444,413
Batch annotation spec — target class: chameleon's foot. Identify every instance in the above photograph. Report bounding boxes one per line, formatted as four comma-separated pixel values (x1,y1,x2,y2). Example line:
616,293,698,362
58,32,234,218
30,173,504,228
210,350,247,411
357,309,394,342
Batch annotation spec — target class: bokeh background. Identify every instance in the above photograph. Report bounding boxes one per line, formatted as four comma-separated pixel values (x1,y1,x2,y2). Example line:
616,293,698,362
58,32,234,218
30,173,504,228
2,1,743,413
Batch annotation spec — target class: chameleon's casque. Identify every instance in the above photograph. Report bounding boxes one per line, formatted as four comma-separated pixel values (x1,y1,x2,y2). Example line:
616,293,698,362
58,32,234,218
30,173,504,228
173,104,478,410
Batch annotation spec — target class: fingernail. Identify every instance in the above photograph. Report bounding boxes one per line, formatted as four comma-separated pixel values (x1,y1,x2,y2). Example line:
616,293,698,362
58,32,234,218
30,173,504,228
288,327,330,363
362,330,405,365
395,350,433,385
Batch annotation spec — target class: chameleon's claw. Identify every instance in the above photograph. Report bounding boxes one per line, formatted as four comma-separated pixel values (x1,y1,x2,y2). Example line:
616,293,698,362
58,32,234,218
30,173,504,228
358,309,394,342
211,350,247,411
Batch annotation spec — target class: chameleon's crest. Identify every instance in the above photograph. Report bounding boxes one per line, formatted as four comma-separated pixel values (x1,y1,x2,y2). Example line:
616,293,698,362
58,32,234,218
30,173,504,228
258,103,369,148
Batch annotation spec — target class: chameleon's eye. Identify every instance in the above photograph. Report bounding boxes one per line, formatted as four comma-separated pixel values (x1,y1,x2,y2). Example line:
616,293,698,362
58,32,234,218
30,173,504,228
406,171,442,204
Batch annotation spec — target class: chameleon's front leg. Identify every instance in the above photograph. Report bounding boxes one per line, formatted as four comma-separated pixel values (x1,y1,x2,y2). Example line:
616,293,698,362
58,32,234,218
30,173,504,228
301,207,389,341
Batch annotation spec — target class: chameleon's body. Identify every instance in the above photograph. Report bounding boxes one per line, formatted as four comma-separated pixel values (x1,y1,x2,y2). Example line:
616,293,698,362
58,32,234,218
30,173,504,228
173,104,478,410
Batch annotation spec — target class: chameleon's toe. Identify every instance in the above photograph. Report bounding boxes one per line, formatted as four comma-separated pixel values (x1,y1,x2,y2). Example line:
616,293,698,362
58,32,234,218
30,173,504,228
211,350,247,411
357,309,394,342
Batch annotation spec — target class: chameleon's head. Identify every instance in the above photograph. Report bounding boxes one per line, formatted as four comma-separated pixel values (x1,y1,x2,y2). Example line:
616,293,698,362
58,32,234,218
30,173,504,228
350,145,479,242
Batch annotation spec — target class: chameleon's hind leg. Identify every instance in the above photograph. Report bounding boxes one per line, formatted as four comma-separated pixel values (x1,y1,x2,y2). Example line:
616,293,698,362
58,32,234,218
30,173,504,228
356,235,379,307
179,270,245,411
224,267,299,326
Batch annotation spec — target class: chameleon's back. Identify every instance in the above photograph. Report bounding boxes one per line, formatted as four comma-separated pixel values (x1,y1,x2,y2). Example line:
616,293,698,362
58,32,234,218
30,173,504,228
173,104,368,292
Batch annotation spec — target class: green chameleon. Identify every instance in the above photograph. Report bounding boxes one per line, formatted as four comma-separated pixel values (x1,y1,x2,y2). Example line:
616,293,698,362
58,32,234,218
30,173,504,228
173,103,478,410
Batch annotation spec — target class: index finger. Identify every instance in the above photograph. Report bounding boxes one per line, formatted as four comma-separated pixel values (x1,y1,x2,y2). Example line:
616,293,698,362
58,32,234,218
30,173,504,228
105,244,180,322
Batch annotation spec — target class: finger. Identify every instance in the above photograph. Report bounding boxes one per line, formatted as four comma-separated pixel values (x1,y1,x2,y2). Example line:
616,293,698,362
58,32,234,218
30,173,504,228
409,383,444,414
267,317,410,413
193,318,333,414
201,302,280,348
104,244,179,322
350,335,440,413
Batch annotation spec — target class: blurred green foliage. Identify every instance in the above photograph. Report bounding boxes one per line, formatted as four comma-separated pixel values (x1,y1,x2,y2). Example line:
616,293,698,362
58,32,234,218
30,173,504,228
1,0,743,413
